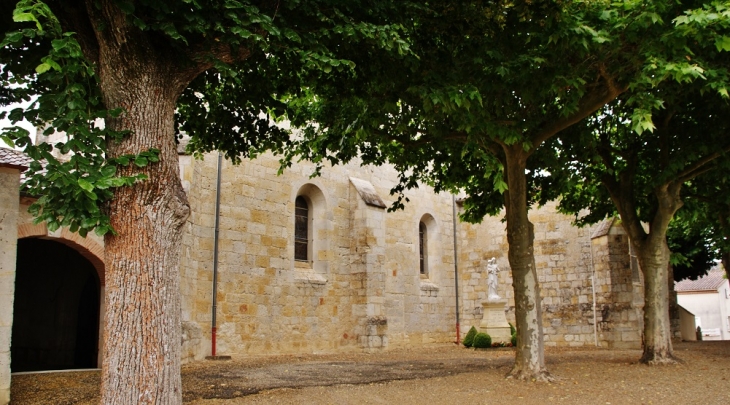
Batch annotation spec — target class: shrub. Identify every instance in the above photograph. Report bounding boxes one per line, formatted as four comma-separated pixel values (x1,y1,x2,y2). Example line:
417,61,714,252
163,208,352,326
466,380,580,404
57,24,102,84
463,326,478,348
511,332,517,347
509,323,516,336
473,332,492,348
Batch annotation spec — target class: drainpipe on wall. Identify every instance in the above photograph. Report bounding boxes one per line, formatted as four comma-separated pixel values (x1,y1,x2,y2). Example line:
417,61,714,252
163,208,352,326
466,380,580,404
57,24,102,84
452,194,461,344
588,232,598,347
207,153,231,360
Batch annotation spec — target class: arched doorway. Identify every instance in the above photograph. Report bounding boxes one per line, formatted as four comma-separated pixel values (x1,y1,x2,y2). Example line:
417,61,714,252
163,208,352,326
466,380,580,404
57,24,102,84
11,238,101,372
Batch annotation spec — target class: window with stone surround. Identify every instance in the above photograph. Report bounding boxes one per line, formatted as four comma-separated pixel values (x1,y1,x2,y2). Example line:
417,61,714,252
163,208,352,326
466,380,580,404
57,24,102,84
293,183,327,273
295,196,309,262
419,221,427,275
418,214,438,278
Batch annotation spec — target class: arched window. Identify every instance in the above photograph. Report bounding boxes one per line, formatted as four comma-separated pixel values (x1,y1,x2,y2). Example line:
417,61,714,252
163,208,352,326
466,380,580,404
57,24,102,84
295,196,309,262
419,221,427,275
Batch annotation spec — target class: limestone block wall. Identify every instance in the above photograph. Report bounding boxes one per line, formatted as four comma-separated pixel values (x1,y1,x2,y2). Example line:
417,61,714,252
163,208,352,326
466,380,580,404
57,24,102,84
0,167,21,405
381,179,457,348
456,203,641,348
179,152,459,360
591,227,644,348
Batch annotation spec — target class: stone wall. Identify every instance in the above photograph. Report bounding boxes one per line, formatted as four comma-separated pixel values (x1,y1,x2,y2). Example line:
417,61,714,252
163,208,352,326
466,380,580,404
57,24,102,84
0,167,21,405
457,205,643,348
179,152,459,361
2,147,645,373
179,152,643,359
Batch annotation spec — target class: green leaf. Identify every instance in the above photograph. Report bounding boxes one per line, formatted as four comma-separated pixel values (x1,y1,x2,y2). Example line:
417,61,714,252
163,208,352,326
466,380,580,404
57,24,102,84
134,156,149,167
100,165,116,177
715,36,730,52
78,178,94,192
35,63,52,74
1,31,24,45
13,12,37,23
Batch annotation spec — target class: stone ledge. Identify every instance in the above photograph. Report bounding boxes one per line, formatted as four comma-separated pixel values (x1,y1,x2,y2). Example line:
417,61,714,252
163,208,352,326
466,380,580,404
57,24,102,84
420,281,439,292
294,270,327,285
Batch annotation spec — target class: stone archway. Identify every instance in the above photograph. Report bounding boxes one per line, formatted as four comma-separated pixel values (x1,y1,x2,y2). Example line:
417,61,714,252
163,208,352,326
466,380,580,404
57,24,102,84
12,225,106,372
17,224,105,284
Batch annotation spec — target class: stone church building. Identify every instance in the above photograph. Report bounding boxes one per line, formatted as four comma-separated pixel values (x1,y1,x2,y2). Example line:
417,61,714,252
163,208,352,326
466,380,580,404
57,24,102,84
0,145,645,403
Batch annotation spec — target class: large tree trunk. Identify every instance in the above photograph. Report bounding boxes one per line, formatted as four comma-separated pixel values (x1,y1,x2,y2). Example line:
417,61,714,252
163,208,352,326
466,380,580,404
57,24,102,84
101,78,189,403
92,6,192,401
627,186,681,365
722,252,730,289
503,146,550,381
635,233,678,364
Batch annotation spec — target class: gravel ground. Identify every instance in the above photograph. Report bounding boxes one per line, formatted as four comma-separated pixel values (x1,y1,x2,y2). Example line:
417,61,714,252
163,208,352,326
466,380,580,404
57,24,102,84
10,340,730,405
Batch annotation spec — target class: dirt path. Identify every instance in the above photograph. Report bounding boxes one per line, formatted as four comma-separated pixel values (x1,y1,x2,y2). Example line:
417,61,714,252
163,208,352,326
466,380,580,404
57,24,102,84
10,341,730,404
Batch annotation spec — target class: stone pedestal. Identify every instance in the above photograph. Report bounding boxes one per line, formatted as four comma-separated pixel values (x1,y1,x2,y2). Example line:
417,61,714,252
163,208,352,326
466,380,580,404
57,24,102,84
480,300,512,343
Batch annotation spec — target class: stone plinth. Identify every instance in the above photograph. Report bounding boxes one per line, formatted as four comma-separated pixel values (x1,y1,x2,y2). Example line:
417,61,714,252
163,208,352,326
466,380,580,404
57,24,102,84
480,300,511,343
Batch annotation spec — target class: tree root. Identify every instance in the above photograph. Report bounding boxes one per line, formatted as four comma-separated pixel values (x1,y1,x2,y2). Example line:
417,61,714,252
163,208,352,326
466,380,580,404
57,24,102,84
639,351,684,365
506,367,555,382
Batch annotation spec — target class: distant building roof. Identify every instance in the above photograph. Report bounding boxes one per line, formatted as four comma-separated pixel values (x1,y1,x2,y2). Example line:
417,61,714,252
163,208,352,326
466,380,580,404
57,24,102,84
0,147,32,171
676,267,728,292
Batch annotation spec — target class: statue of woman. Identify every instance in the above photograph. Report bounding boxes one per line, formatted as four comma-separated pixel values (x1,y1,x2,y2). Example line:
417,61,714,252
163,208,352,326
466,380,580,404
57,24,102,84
487,257,500,300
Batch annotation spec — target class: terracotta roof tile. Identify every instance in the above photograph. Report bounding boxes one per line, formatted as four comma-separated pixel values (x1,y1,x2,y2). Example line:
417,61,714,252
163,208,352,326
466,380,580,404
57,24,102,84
0,147,32,171
675,267,728,292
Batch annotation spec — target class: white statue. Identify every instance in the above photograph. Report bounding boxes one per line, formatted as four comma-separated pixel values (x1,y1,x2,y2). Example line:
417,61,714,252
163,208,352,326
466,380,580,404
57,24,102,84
487,257,500,300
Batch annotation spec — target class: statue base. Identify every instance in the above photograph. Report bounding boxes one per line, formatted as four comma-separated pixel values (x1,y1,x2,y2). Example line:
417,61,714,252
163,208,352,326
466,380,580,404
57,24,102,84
480,299,512,343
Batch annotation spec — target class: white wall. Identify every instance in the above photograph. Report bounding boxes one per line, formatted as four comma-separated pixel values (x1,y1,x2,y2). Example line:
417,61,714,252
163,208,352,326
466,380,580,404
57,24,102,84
678,288,729,340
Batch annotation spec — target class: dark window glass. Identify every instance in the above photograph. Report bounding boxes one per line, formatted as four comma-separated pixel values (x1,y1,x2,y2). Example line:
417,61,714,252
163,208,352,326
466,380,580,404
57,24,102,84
419,221,426,274
295,196,309,261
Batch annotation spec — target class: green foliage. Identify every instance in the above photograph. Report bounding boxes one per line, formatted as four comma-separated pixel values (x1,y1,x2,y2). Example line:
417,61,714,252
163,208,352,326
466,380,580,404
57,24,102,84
0,0,146,237
1,0,412,236
509,323,516,336
668,215,718,282
463,326,478,348
511,332,517,347
285,1,723,224
472,332,492,349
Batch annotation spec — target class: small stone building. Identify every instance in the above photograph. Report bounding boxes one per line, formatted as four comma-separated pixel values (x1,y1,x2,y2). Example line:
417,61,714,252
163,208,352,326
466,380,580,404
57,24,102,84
0,146,646,403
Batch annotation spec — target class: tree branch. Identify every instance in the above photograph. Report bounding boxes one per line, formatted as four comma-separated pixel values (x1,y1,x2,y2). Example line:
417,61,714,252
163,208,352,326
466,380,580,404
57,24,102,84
673,144,730,184
532,66,628,149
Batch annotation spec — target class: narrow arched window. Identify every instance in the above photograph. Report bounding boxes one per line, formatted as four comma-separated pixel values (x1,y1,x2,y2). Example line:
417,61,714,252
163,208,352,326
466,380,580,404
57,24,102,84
295,196,309,261
419,221,427,274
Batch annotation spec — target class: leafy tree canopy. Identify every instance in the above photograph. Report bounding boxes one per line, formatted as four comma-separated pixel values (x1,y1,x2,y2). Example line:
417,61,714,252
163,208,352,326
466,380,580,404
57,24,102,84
285,0,723,222
0,0,412,235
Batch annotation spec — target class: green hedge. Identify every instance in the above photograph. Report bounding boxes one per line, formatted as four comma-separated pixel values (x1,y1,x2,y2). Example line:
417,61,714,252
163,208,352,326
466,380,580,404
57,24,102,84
473,332,492,348
463,326,478,348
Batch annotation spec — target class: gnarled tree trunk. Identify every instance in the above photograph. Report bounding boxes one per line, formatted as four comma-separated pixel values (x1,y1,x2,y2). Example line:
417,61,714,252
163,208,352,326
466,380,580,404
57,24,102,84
503,146,551,381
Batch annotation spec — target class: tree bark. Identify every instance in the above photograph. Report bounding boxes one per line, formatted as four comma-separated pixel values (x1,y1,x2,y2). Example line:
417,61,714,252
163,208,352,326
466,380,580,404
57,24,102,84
100,79,189,403
722,252,730,288
621,186,681,365
635,233,678,364
87,2,193,403
100,81,189,403
502,145,551,381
